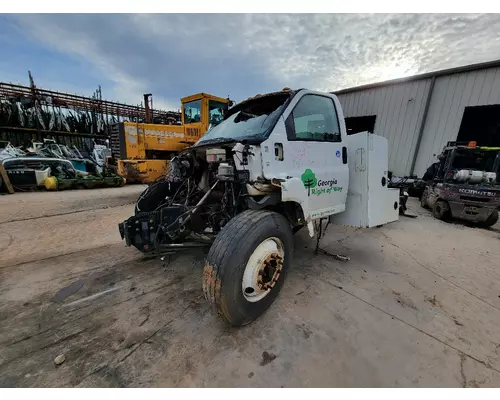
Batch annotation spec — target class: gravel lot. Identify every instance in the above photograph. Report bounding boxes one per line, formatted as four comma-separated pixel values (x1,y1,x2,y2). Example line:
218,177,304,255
0,187,499,387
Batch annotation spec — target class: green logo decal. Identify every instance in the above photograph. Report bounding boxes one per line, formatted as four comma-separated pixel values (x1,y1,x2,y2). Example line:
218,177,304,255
301,169,343,197
301,169,317,196
311,186,343,196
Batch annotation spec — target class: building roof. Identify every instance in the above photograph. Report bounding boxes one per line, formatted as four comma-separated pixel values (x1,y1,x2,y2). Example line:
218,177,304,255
332,58,500,95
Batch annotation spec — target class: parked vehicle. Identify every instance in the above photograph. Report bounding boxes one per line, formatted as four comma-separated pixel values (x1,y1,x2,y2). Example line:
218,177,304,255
118,88,399,325
420,141,500,227
110,93,231,183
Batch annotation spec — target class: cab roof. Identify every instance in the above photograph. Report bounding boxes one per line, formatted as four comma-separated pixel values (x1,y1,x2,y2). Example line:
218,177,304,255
180,93,229,104
226,89,299,117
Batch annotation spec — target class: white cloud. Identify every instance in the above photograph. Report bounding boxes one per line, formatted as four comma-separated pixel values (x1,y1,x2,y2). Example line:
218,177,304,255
8,13,500,109
110,13,500,91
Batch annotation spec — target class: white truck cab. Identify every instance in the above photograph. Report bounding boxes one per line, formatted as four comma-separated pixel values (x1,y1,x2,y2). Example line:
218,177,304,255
260,90,349,224
119,88,399,326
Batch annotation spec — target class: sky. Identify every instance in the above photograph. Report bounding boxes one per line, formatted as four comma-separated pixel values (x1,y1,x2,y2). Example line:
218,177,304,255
1,13,500,111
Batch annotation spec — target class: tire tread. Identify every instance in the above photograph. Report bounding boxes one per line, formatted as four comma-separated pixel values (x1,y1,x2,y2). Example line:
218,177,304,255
202,210,289,324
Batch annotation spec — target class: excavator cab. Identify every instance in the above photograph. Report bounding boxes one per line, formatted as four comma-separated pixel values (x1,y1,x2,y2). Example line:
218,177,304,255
181,93,230,144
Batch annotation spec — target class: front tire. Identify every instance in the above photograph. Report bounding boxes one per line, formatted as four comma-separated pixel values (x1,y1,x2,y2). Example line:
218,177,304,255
203,210,293,326
479,210,499,228
433,200,450,221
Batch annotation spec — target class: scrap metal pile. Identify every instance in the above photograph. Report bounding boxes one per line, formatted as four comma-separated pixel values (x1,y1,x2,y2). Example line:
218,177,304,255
0,73,181,140
0,71,183,193
0,138,124,192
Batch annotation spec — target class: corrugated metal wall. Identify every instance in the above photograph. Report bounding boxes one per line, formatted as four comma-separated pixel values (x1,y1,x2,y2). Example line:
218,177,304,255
337,65,500,177
413,67,500,176
338,79,432,176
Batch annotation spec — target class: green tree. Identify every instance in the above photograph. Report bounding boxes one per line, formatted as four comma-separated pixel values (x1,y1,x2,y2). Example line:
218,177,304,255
301,169,317,196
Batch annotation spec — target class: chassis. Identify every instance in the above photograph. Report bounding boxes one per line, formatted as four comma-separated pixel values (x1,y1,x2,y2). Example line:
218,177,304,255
118,138,305,326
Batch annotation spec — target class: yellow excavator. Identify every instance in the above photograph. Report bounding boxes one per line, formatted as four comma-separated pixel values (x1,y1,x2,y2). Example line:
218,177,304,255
110,92,231,183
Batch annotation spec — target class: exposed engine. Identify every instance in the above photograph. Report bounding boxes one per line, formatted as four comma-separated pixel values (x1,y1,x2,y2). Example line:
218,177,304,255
118,143,282,253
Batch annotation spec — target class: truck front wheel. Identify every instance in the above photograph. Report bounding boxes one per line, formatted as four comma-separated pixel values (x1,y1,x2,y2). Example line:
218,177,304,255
203,210,293,326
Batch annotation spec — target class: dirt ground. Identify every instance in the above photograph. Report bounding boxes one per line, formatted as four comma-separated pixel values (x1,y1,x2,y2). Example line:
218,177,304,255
1,186,499,387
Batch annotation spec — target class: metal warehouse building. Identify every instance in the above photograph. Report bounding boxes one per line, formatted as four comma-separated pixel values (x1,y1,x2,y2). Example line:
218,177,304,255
333,59,500,177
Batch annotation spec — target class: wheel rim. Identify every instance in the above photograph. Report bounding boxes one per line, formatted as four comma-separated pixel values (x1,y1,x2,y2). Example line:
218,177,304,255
242,237,285,303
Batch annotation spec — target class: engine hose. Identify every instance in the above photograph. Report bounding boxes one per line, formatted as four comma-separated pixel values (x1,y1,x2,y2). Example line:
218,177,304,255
163,180,220,233
183,180,220,224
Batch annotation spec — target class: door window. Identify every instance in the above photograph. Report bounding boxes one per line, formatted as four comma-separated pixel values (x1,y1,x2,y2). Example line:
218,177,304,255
183,100,201,124
286,95,341,142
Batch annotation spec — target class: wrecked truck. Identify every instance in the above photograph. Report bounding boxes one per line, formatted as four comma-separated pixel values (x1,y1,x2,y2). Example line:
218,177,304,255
119,89,399,326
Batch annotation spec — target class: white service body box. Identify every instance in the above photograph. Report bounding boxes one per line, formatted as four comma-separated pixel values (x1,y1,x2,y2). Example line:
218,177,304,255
329,131,399,228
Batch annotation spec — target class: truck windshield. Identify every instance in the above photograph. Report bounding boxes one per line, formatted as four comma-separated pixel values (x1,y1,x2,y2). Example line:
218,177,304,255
196,93,290,145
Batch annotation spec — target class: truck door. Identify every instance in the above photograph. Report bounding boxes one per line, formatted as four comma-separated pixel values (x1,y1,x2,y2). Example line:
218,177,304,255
262,90,349,219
